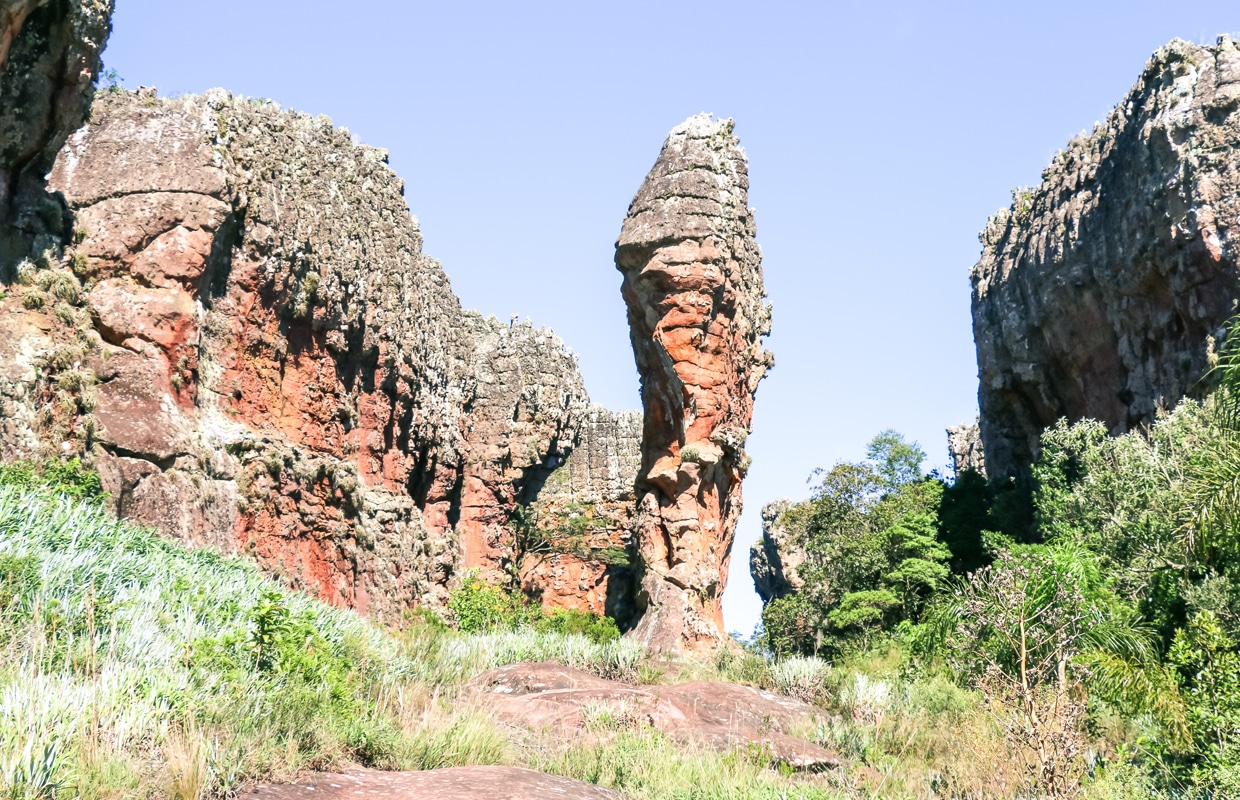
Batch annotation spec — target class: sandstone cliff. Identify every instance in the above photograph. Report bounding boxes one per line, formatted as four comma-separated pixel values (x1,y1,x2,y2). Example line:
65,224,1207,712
0,0,111,268
1,88,606,622
617,115,773,655
946,420,985,477
973,37,1240,480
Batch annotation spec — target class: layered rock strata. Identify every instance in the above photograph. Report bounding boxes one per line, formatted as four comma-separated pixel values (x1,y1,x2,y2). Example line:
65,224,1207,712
616,115,773,654
973,37,1240,480
521,406,641,620
1,89,596,622
0,0,111,267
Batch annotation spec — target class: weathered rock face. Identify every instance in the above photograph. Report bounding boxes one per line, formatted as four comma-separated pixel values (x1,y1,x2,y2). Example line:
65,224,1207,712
616,115,773,654
749,499,803,604
521,406,641,621
946,420,985,477
0,0,111,268
973,37,1240,481
1,89,596,622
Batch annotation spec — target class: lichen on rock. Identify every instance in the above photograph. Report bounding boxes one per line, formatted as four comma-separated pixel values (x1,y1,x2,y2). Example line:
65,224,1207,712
972,36,1240,481
1,87,600,623
616,114,773,655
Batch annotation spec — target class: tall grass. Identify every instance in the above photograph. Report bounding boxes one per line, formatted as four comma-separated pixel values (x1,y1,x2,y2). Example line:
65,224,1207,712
0,488,530,796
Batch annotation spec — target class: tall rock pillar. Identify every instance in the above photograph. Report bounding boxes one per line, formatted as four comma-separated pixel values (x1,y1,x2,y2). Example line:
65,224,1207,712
616,115,773,655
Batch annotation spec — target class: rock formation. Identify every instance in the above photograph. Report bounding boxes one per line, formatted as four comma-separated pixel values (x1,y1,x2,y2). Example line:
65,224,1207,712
616,115,773,655
749,499,803,604
0,0,111,268
251,766,633,800
521,406,641,621
973,37,1240,481
1,88,606,622
470,662,841,769
946,420,985,477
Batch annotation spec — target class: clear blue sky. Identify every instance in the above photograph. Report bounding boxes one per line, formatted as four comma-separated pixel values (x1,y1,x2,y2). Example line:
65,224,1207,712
100,1,1240,636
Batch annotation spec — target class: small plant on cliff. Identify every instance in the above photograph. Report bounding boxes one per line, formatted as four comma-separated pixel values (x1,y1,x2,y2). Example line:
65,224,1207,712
100,67,124,92
1013,186,1036,220
512,502,621,568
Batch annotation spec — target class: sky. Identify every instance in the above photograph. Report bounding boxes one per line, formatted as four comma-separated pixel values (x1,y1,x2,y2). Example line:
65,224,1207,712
100,0,1240,637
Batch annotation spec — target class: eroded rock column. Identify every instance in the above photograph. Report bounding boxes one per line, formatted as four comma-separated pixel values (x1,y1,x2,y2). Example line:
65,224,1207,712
616,115,773,655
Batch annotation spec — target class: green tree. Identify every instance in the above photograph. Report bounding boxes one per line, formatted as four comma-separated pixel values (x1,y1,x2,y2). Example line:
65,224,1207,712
882,510,951,617
763,439,949,655
937,468,993,573
866,429,925,491
1169,610,1240,792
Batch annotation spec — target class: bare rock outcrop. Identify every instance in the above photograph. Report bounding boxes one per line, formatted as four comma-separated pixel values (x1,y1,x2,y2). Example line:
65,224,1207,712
0,0,111,267
946,420,985,477
470,662,841,770
616,115,773,655
749,499,803,604
0,89,592,622
249,766,633,800
973,37,1240,480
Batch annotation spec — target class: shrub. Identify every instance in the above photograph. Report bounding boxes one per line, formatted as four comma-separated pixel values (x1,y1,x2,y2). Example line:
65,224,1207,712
448,572,522,634
0,458,106,504
769,655,831,703
534,608,620,644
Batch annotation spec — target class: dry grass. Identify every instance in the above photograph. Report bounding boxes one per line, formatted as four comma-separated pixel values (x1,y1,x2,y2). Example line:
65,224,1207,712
164,724,208,800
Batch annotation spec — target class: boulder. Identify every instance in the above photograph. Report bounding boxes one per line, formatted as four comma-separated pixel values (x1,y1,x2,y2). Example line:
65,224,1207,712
246,766,632,799
470,662,841,770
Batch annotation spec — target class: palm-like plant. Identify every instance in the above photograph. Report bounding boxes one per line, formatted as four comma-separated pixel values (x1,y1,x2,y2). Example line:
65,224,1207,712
924,544,1189,794
1184,315,1240,567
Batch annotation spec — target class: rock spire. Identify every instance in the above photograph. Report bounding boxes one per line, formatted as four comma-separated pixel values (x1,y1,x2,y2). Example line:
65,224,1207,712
616,114,773,655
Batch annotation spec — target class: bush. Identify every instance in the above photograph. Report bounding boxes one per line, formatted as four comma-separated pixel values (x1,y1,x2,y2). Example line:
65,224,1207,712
534,608,620,644
0,458,106,504
446,570,620,644
447,572,523,633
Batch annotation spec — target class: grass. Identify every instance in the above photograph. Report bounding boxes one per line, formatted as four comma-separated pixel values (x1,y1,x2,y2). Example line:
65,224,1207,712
0,481,1156,798
0,487,523,797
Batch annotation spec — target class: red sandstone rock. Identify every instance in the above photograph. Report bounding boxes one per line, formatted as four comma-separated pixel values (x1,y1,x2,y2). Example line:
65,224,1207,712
246,766,632,799
470,662,841,770
0,90,589,622
520,406,642,620
2,21,640,624
616,115,773,655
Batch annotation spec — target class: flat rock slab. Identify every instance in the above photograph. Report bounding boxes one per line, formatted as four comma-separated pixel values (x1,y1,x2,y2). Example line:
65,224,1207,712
245,766,630,799
470,662,843,770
